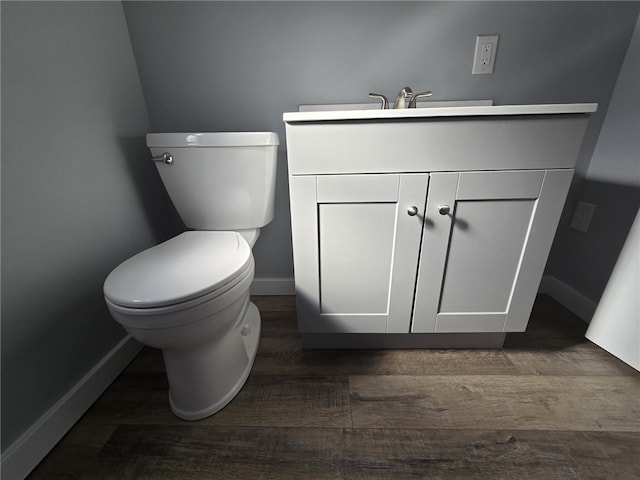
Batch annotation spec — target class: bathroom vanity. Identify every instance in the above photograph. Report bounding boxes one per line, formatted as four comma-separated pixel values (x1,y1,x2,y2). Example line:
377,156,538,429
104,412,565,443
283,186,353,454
283,104,597,348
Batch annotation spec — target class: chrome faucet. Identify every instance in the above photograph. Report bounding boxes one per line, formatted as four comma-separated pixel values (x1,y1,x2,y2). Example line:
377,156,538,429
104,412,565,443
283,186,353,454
393,87,413,109
369,88,433,109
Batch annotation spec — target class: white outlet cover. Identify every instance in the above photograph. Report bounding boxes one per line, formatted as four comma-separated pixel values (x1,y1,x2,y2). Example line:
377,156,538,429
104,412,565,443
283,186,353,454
570,201,596,232
473,34,499,74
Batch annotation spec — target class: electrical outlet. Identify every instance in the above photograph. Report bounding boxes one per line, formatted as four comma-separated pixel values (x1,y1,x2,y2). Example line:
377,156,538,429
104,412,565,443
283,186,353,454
472,34,499,74
570,201,596,233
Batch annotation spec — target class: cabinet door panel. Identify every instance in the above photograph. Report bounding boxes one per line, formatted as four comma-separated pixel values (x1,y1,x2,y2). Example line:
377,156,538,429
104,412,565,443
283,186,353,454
319,203,396,314
439,199,535,313
291,174,428,333
412,170,568,334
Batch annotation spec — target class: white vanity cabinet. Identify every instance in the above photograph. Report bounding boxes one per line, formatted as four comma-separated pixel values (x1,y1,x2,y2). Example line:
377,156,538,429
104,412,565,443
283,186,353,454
284,104,596,347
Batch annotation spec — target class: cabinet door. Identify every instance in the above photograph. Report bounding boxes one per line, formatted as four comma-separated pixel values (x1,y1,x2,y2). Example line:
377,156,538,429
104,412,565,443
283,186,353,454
289,174,429,333
412,169,573,333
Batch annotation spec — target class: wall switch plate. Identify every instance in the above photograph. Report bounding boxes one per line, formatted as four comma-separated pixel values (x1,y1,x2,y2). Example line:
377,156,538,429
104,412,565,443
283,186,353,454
570,201,596,232
472,34,499,74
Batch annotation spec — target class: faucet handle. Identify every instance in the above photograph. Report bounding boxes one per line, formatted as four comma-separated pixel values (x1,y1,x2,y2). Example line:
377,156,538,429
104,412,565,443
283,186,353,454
409,91,433,108
369,93,389,110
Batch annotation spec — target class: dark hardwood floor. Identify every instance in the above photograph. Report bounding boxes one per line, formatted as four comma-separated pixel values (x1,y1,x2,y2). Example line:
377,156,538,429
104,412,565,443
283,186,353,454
28,295,640,479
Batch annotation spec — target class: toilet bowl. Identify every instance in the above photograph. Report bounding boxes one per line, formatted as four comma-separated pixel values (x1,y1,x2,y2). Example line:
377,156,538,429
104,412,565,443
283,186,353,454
103,132,278,420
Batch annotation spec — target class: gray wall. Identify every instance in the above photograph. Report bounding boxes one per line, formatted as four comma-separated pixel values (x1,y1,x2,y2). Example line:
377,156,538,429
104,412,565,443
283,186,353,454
122,0,640,283
586,14,640,189
546,15,640,305
1,2,176,450
0,0,637,462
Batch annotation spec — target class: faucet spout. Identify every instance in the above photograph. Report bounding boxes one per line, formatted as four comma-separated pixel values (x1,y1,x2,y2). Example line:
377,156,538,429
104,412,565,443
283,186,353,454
393,87,413,109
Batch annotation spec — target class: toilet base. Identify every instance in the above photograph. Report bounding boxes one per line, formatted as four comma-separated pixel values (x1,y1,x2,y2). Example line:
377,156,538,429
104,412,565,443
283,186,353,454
164,301,261,421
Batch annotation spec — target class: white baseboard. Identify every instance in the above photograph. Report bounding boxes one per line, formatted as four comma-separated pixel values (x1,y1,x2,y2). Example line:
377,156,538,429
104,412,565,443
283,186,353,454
250,277,295,296
1,335,142,480
539,275,598,323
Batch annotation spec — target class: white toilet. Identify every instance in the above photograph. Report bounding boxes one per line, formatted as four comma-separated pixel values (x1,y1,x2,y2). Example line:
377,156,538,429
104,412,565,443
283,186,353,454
103,132,279,420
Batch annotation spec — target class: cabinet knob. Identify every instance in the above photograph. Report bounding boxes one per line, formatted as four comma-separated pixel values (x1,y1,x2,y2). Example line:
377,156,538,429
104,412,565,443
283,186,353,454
438,204,451,215
407,206,419,216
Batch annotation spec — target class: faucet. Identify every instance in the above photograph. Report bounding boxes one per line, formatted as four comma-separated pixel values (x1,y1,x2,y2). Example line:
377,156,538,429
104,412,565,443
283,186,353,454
393,87,413,109
369,88,434,109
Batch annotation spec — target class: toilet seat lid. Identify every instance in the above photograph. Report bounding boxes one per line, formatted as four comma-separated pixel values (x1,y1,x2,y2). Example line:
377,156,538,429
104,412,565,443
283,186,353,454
104,231,251,309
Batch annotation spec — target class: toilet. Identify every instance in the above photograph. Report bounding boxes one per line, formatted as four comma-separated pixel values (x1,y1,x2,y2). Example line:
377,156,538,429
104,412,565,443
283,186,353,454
103,132,279,420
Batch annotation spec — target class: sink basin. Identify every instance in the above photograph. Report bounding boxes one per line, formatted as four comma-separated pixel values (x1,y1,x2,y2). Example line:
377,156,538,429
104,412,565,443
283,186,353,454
297,99,494,112
283,103,598,175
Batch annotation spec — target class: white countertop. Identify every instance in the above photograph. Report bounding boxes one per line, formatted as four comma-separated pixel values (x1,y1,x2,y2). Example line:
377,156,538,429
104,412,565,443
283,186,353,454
283,103,598,123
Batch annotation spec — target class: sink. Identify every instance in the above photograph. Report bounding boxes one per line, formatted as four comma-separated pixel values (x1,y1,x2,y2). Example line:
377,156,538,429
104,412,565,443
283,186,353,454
283,103,598,175
297,99,494,112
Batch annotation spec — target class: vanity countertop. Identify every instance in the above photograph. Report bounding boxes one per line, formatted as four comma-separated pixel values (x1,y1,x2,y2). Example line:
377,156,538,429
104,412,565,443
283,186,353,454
283,103,598,123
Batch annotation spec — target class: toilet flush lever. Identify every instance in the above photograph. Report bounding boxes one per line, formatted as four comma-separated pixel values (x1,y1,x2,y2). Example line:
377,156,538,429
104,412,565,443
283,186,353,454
151,152,173,164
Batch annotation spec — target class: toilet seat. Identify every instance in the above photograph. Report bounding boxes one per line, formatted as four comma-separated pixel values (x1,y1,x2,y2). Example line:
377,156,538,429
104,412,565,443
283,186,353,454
104,231,252,310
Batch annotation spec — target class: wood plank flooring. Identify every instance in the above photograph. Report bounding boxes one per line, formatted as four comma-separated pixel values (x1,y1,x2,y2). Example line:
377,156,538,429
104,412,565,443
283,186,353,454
28,295,640,479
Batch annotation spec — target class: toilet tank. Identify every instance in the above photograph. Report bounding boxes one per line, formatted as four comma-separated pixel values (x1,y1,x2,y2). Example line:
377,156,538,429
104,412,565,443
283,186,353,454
147,132,279,230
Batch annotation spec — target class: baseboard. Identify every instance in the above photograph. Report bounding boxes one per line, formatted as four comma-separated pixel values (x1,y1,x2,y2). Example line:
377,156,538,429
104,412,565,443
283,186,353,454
250,277,295,296
538,275,598,322
1,335,143,480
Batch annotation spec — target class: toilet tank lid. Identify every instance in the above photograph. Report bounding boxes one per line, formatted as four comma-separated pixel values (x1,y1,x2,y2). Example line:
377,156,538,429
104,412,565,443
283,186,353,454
147,132,279,148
